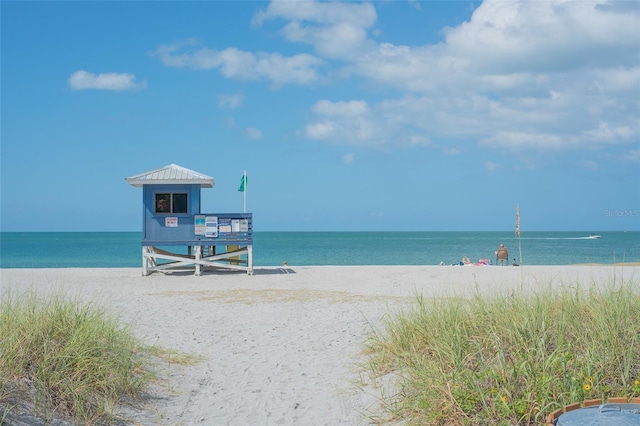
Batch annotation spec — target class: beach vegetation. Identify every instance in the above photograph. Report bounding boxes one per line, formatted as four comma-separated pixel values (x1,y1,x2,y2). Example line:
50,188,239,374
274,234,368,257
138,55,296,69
0,291,154,424
363,279,640,425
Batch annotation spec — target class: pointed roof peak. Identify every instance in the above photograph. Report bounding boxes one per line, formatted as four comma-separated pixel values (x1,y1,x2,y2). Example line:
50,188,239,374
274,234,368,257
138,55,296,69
126,164,214,188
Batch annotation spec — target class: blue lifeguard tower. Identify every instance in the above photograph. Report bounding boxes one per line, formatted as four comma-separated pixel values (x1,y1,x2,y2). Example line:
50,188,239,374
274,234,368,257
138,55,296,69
126,164,253,275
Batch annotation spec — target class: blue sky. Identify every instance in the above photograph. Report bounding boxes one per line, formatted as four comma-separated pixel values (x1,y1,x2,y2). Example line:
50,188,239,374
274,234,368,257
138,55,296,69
1,0,639,232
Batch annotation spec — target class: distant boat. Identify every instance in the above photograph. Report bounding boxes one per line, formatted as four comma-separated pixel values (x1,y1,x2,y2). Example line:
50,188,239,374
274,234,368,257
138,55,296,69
587,234,601,239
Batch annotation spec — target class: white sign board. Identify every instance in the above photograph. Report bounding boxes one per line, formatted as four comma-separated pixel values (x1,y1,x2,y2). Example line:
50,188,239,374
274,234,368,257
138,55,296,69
205,216,218,238
194,215,206,235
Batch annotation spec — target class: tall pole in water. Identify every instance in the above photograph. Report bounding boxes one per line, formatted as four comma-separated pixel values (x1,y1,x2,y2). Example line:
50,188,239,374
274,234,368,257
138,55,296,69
515,204,522,266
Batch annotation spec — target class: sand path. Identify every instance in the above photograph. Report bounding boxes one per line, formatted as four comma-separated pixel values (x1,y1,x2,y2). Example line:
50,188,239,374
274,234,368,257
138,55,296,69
2,265,638,425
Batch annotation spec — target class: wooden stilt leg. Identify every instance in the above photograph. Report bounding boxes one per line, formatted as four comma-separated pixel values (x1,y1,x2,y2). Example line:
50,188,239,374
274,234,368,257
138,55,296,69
142,247,149,276
247,245,254,275
195,246,202,276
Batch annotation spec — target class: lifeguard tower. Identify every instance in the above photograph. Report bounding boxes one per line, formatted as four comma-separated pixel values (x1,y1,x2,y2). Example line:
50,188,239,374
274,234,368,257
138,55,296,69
126,164,253,275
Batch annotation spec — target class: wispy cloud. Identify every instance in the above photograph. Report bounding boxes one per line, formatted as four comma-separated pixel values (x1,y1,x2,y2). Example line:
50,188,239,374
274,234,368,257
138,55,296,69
68,70,146,91
252,0,377,60
151,39,323,86
341,153,355,164
484,161,500,172
583,122,632,144
224,117,236,128
305,100,381,146
577,159,598,169
623,149,640,162
218,94,245,109
242,127,263,139
151,0,639,156
284,0,637,152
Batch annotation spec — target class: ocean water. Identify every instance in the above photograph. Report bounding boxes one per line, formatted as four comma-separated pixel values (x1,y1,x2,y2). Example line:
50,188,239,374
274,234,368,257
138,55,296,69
1,231,638,268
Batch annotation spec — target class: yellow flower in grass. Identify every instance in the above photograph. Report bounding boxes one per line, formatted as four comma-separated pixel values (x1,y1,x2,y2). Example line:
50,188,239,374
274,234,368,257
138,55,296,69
633,379,640,387
502,395,509,403
584,383,592,392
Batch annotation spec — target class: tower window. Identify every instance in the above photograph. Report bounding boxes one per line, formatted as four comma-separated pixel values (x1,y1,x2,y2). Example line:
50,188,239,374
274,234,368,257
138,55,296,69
155,193,187,214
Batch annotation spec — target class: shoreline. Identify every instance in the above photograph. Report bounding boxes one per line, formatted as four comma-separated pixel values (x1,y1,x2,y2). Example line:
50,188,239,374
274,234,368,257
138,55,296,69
2,265,639,424
2,261,640,268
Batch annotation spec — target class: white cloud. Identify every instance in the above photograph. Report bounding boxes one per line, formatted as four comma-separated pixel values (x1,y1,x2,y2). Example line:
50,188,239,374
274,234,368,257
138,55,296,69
253,0,376,28
68,70,146,91
305,120,335,139
591,67,640,93
349,1,640,97
306,88,637,151
408,0,422,12
312,100,368,116
305,99,381,146
151,40,323,86
335,0,638,151
218,94,245,109
444,147,461,155
442,1,639,74
623,149,640,162
406,135,431,147
480,131,568,150
152,0,639,155
583,122,632,143
252,0,377,59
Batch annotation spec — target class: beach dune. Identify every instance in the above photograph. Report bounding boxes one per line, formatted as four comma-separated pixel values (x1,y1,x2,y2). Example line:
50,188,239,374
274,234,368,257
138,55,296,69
1,265,638,425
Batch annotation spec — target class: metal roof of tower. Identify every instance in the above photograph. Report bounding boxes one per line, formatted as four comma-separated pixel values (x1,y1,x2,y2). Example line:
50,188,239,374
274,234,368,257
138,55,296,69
125,164,214,188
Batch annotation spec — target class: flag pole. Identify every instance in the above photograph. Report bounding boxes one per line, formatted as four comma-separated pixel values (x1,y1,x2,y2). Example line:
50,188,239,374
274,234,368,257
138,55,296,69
243,170,247,213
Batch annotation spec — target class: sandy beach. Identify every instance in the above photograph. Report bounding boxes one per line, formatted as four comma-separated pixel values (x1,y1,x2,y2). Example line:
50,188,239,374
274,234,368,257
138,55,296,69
1,264,639,425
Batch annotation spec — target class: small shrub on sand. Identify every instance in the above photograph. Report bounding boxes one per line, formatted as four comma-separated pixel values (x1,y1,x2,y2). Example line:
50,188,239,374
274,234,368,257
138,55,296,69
0,291,153,424
364,280,640,425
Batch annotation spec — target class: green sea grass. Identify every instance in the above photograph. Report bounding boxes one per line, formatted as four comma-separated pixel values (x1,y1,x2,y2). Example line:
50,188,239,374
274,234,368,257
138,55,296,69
363,279,640,425
0,291,153,424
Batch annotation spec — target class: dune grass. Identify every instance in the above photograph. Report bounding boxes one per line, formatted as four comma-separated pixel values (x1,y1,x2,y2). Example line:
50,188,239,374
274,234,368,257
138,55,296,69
363,279,640,425
0,291,153,424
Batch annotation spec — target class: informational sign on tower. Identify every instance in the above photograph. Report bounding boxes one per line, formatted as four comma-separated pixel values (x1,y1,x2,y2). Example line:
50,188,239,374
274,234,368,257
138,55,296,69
205,216,218,238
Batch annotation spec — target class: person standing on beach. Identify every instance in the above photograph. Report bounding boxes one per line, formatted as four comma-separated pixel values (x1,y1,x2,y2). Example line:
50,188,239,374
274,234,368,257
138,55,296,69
495,244,509,266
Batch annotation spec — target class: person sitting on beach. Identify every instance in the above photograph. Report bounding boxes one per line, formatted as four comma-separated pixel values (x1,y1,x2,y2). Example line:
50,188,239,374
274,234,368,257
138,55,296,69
495,244,509,266
512,258,519,266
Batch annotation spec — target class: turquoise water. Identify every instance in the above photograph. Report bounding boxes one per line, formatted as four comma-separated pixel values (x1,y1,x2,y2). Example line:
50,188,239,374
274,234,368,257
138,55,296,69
0,231,638,268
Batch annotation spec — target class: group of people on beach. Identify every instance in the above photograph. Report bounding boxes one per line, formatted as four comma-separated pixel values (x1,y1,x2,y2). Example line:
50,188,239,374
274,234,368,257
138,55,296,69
440,243,518,266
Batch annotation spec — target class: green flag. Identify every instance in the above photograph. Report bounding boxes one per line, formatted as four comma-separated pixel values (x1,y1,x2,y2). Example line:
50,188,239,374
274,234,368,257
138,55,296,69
238,174,247,192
